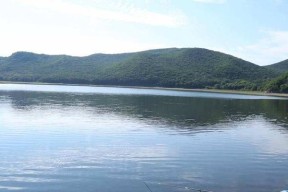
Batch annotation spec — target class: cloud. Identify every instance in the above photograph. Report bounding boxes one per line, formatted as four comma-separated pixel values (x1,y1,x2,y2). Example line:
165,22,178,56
0,0,174,56
17,0,187,27
232,31,288,65
0,31,168,56
191,0,226,4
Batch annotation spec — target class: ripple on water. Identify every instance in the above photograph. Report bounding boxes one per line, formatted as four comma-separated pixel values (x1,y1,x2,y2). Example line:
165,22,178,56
0,85,288,192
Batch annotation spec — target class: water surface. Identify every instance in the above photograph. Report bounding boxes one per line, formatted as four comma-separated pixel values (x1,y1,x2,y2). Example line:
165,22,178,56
0,84,288,192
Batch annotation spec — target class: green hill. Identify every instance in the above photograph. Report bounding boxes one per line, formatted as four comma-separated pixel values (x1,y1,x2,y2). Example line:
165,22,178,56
262,59,288,93
0,48,278,90
265,59,288,74
264,72,288,93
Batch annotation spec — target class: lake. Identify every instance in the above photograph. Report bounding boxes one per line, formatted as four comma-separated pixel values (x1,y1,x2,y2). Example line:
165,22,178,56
0,84,288,192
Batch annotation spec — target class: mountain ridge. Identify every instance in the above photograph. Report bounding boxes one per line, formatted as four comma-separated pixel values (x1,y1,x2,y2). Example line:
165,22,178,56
0,48,286,91
3,48,288,66
265,59,288,74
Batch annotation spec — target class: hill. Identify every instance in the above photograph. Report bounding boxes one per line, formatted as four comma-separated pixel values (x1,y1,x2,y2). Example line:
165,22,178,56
263,72,288,93
265,59,288,74
0,48,278,90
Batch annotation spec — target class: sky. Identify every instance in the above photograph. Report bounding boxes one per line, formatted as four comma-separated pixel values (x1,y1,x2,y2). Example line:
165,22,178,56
0,0,288,65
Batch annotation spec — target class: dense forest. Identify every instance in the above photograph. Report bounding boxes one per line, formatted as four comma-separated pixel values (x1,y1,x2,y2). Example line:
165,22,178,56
265,59,288,74
264,72,288,93
0,48,287,93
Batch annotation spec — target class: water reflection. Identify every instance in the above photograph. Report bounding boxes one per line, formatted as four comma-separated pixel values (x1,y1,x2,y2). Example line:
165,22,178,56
0,83,282,100
1,91,288,130
0,85,288,192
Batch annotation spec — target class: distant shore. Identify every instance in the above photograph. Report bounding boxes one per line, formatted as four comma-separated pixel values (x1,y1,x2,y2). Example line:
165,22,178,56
0,80,288,98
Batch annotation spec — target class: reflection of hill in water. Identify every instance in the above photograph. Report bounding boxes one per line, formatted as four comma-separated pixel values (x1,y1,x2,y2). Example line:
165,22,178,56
1,91,288,130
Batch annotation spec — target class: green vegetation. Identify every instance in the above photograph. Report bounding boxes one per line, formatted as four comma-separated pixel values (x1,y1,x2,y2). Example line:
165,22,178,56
0,48,286,92
265,59,288,74
264,72,288,93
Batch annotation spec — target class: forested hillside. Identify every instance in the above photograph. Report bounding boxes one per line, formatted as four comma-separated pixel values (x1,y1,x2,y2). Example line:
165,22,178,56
0,48,282,90
264,72,288,93
265,59,288,74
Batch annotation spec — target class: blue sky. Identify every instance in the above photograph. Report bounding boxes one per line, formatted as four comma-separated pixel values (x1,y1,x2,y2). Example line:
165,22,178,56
0,0,287,65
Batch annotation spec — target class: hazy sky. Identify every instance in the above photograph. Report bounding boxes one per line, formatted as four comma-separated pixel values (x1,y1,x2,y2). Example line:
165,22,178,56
0,0,287,65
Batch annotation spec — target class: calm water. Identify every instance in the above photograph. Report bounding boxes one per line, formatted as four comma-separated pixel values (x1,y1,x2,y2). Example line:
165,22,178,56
0,84,288,192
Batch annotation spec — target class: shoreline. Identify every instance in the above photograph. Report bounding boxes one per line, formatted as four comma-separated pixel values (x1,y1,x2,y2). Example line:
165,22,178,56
0,80,288,98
